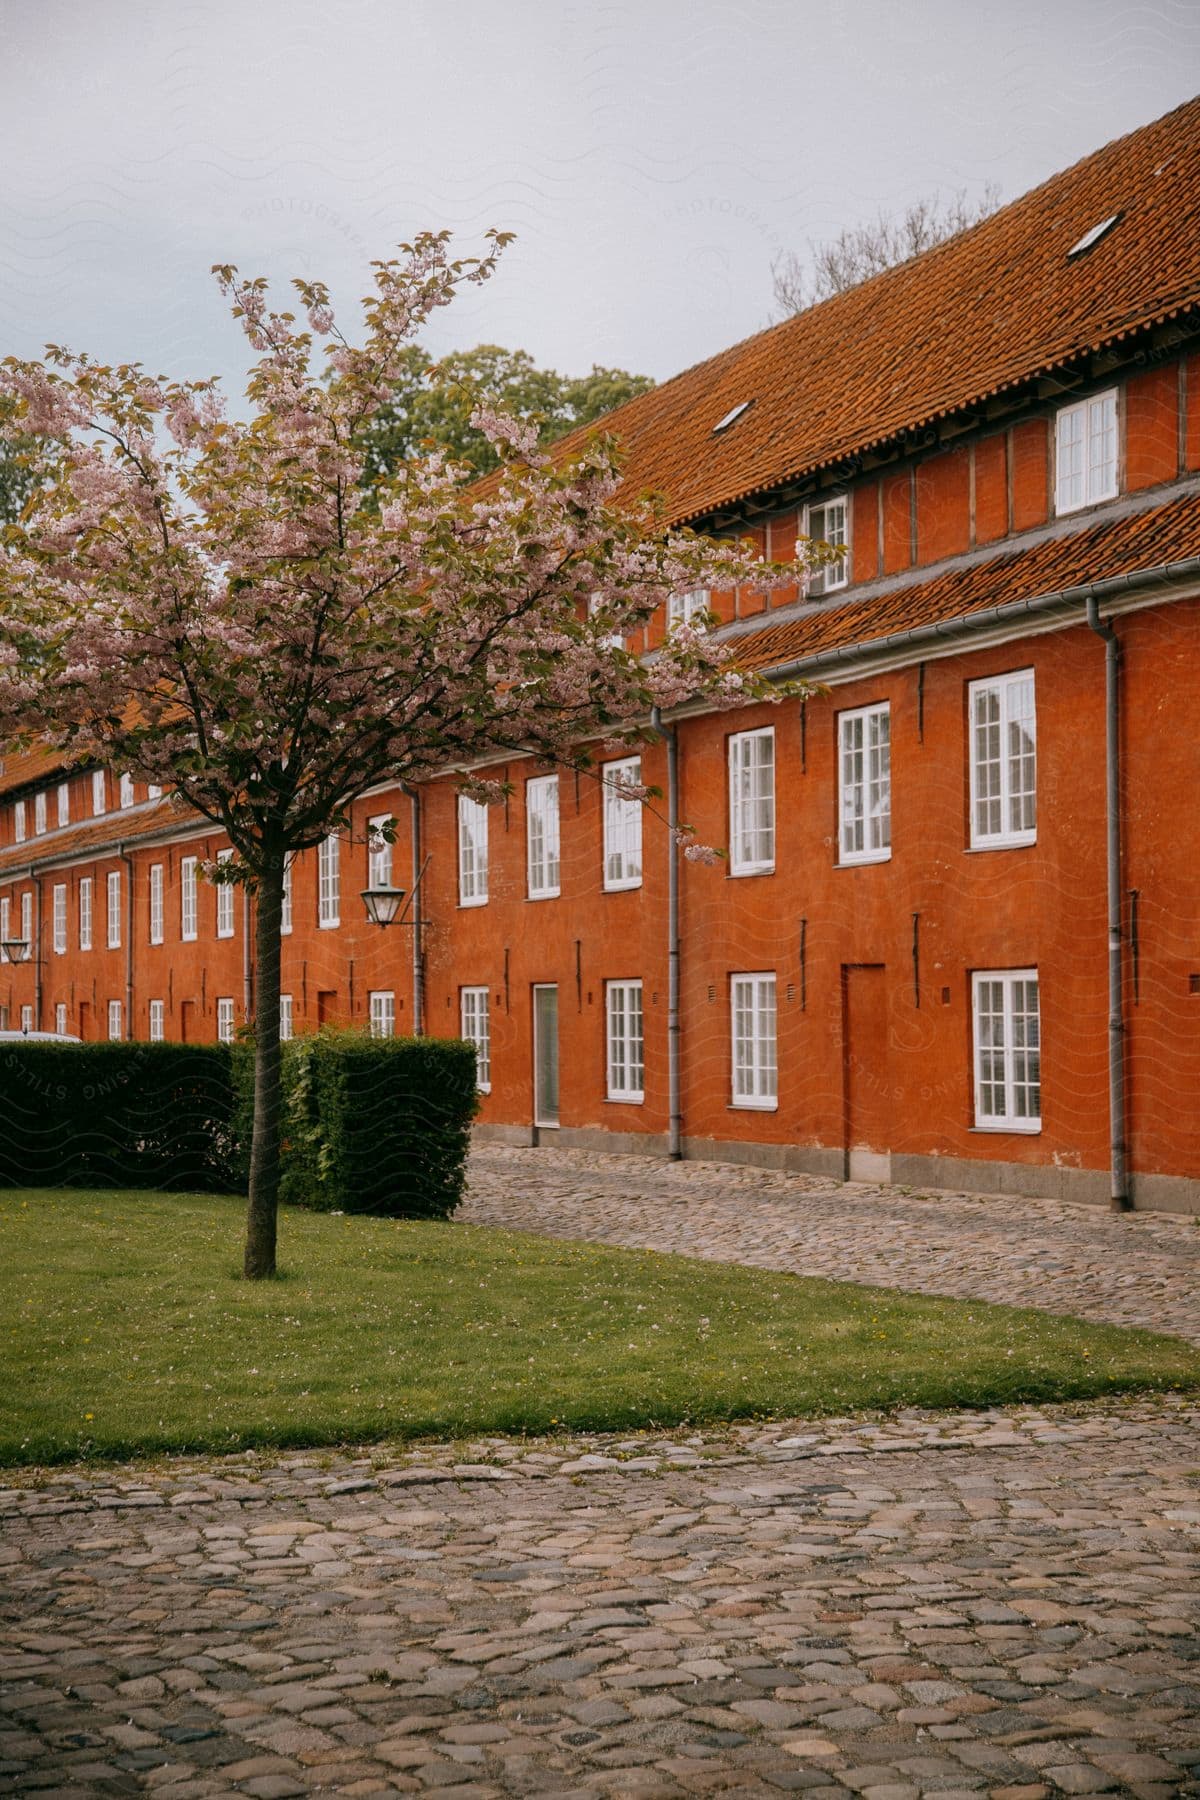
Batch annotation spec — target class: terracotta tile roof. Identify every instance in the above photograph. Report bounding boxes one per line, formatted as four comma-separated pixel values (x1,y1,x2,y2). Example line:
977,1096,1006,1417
0,744,76,800
729,488,1200,674
550,97,1200,526
0,796,203,882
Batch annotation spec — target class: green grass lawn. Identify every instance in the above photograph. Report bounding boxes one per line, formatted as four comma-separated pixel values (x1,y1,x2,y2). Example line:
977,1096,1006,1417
2,1188,1196,1467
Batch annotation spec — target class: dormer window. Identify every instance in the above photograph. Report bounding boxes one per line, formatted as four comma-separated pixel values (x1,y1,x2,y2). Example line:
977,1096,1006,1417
34,791,47,835
803,495,849,596
668,588,710,631
1055,388,1117,515
14,799,26,843
119,773,135,808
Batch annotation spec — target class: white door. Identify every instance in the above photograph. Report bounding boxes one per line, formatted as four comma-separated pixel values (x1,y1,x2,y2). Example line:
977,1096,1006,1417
533,985,559,1128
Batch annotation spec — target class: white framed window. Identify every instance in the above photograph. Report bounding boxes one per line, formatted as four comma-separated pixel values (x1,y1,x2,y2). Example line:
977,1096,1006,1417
92,769,106,816
603,757,643,891
460,986,491,1091
839,703,891,865
279,994,294,1041
20,892,32,958
34,791,47,835
526,775,560,899
106,870,121,949
280,855,293,934
668,588,710,630
149,864,164,945
969,669,1036,849
589,593,625,649
368,990,395,1038
1055,388,1117,514
56,781,69,827
215,848,234,938
54,1002,67,1035
729,728,775,875
52,884,67,954
0,897,8,960
803,495,849,595
147,783,162,800
13,800,25,843
973,971,1041,1132
216,997,235,1044
180,856,198,941
119,773,134,809
108,999,123,1041
731,972,777,1110
368,815,393,889
79,878,92,951
20,1004,33,1034
149,1000,165,1042
457,796,489,906
318,833,340,927
606,980,645,1102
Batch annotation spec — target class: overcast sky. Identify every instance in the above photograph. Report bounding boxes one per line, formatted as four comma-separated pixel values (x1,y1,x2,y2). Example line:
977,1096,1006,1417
3,0,1199,399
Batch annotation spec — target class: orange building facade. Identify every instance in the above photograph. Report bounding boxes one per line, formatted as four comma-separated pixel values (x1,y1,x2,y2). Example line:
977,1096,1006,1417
3,102,1200,1210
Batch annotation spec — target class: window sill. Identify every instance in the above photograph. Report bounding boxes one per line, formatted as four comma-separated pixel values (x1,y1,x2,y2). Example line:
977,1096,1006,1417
966,835,1036,853
970,1121,1042,1136
1054,487,1118,519
459,896,489,909
216,930,234,940
527,891,561,902
838,849,892,869
728,865,775,880
318,919,340,930
606,1093,645,1106
477,1083,492,1095
730,1098,778,1112
603,879,643,894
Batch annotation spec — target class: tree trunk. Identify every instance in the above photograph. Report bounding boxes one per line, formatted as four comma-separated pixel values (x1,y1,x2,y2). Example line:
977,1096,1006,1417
244,848,285,1279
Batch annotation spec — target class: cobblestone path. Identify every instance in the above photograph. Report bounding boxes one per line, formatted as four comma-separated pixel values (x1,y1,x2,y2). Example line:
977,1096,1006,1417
2,1403,1199,1797
463,1148,1200,1345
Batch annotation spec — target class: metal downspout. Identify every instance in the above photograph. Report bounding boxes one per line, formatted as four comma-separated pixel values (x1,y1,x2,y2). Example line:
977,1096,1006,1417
1085,598,1131,1211
118,844,134,1039
650,708,682,1160
33,872,43,1031
243,888,253,1022
409,788,424,1037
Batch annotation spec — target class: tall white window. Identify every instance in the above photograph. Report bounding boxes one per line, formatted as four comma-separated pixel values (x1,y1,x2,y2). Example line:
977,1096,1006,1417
460,986,491,1091
973,971,1041,1132
969,670,1036,848
52,884,67,954
0,897,8,960
106,870,121,949
20,892,32,958
108,999,123,1041
280,856,293,934
149,1000,165,1042
216,848,234,938
79,878,92,951
527,775,560,899
603,757,643,891
20,1004,33,1034
729,728,775,875
1055,389,1117,514
318,834,340,927
147,783,162,800
14,800,25,843
369,990,395,1038
56,781,69,827
839,703,891,864
606,980,645,1102
803,495,849,595
279,994,294,1041
149,864,164,945
119,773,134,809
92,770,106,816
368,815,393,889
667,588,710,630
180,856,198,941
55,1002,67,1035
34,791,47,835
216,997,235,1043
457,796,489,906
731,973,777,1109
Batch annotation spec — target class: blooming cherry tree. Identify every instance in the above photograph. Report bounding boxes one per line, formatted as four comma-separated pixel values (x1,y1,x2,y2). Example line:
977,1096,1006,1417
0,234,815,1277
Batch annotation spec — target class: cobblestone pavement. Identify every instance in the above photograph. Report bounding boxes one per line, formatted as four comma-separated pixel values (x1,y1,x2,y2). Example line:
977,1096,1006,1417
2,1402,1199,1797
463,1148,1200,1345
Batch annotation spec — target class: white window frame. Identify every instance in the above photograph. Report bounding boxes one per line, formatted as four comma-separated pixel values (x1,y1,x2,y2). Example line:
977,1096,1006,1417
457,796,489,907
13,800,25,843
149,1000,165,1042
728,727,775,876
969,669,1037,850
280,855,293,934
838,702,891,866
54,1002,67,1036
803,494,849,595
972,970,1042,1133
20,892,32,958
180,856,198,941
605,980,645,1103
318,834,340,928
149,864,164,945
1055,388,1118,515
106,870,121,949
78,878,92,952
119,773,134,809
108,999,123,1041
215,848,235,938
92,770,106,816
731,972,778,1110
52,883,67,955
526,775,560,900
0,897,8,961
56,781,69,827
279,994,294,1041
20,1004,33,1034
216,998,235,1044
460,986,491,1092
667,588,710,630
602,756,643,892
147,783,162,800
368,814,393,890
34,791,47,835
368,990,395,1038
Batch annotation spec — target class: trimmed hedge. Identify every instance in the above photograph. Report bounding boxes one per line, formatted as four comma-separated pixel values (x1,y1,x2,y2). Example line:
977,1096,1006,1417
275,1030,479,1219
0,1042,241,1192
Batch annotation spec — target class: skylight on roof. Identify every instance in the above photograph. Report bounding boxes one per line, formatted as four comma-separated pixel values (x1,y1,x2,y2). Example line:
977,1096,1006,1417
1068,212,1121,259
713,400,752,434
